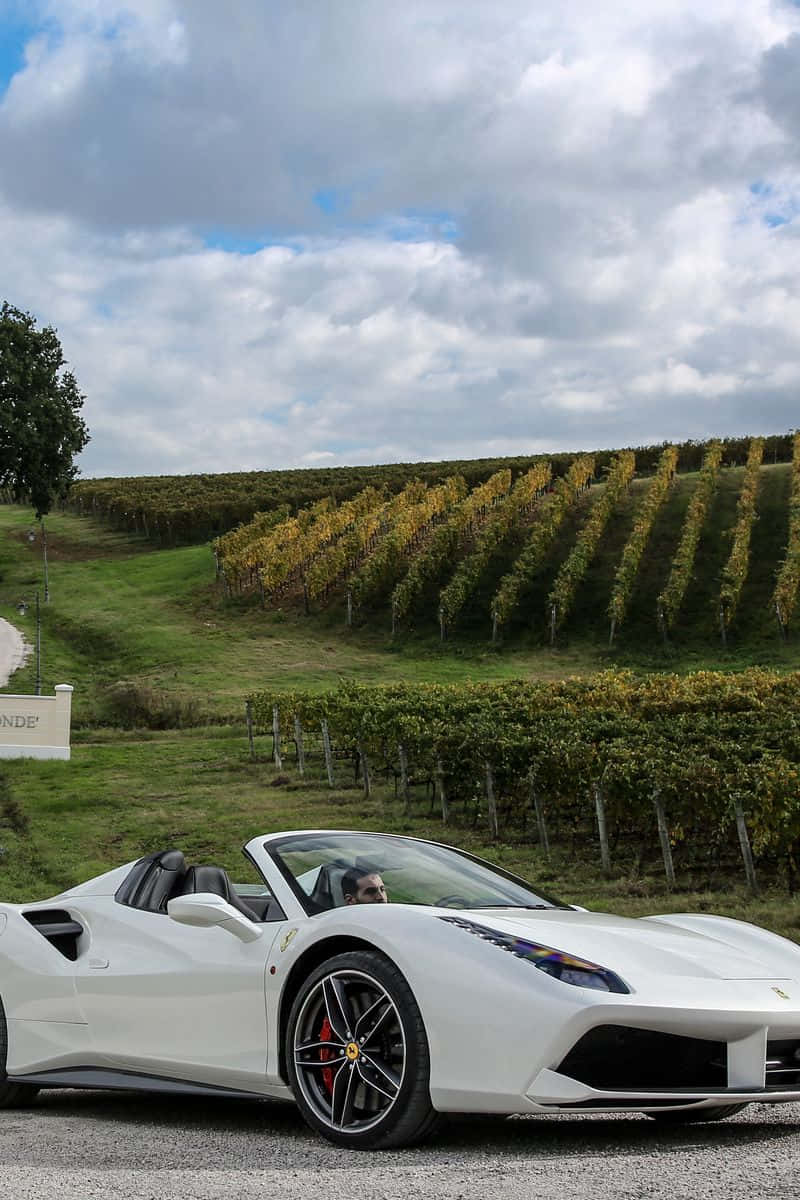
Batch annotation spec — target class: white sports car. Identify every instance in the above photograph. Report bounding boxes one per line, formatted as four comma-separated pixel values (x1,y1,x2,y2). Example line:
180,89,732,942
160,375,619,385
1,830,799,1149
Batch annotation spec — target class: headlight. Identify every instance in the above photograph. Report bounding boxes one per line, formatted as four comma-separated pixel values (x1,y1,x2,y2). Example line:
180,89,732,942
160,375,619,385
440,915,629,994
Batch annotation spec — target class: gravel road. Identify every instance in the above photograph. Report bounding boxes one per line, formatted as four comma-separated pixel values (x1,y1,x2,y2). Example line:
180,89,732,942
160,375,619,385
1,1092,798,1200
0,617,27,688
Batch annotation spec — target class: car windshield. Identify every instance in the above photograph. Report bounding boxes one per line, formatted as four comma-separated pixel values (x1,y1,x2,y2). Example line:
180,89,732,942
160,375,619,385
267,832,567,914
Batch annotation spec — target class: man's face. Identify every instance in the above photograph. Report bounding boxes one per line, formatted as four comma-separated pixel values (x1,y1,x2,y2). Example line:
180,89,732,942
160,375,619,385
346,872,388,904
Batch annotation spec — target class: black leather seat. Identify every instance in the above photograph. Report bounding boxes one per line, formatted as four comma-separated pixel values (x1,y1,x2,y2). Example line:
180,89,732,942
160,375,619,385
180,864,259,921
308,863,348,912
115,849,187,913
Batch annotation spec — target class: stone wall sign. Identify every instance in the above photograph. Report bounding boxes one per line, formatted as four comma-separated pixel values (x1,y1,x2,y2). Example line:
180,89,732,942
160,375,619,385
0,685,74,760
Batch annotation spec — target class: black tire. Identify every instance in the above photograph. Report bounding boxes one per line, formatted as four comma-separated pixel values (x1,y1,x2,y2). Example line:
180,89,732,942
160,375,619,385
647,1103,748,1124
285,950,440,1149
0,996,39,1109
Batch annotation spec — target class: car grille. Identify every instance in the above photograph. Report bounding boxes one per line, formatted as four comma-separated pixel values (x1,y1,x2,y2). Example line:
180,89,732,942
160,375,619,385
558,1025,727,1091
766,1040,800,1090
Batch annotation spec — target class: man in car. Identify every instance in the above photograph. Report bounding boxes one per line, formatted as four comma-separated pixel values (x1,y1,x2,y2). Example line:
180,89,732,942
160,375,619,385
342,867,388,904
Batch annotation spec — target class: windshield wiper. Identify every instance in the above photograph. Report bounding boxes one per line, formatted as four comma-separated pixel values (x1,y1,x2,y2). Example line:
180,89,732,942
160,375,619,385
471,903,552,910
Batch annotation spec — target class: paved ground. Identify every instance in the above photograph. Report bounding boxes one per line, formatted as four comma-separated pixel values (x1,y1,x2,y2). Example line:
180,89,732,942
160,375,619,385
0,617,27,688
0,1093,798,1200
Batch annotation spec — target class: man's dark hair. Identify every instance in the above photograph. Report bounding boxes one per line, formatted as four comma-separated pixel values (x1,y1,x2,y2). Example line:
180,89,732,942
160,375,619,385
341,868,364,899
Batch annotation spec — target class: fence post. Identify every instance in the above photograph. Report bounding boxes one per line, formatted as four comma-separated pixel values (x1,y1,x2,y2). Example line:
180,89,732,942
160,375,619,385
733,796,758,893
294,716,305,776
321,720,335,787
593,781,611,871
358,740,372,800
485,763,499,839
436,756,448,824
652,791,675,889
272,705,282,770
398,743,410,811
245,700,255,760
529,772,550,857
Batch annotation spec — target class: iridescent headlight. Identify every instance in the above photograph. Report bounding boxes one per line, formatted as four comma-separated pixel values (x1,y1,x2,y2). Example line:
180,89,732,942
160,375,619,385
439,916,629,994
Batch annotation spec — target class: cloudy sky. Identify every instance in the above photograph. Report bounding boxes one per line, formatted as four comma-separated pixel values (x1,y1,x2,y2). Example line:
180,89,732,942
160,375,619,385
2,0,800,478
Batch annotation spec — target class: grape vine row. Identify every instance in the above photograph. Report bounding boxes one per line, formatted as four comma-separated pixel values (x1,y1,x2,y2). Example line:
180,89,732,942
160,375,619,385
546,450,635,634
719,437,764,631
438,463,552,631
657,439,723,631
607,445,678,639
773,430,800,633
490,456,595,633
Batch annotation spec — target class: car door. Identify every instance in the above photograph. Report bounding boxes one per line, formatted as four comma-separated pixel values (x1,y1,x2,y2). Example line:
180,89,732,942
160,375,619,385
74,899,281,1090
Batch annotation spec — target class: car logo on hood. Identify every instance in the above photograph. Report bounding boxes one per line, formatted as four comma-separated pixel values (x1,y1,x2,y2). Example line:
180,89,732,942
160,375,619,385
772,987,791,1000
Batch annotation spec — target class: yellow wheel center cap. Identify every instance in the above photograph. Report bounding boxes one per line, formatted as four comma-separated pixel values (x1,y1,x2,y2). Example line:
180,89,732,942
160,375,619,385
345,1041,360,1062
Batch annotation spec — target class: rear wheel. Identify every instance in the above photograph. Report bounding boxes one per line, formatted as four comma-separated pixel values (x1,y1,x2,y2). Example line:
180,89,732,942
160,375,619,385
286,950,439,1149
647,1103,748,1124
0,997,39,1109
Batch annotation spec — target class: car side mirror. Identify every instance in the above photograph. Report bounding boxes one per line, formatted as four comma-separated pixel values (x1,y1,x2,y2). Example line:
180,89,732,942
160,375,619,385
167,893,263,944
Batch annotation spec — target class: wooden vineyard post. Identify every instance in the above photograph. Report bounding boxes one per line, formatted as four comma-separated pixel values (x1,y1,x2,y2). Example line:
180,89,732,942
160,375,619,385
593,781,611,871
398,744,410,811
529,772,550,857
733,796,758,893
776,601,787,642
358,740,372,800
435,756,448,824
652,792,675,890
719,603,727,647
391,601,397,638
346,590,353,628
294,716,305,776
485,763,499,839
272,706,282,770
608,618,616,649
491,612,498,645
439,607,446,642
245,700,255,760
550,604,556,647
321,720,335,787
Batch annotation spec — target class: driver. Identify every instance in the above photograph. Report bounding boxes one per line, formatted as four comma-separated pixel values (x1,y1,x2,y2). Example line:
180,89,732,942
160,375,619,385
342,868,388,905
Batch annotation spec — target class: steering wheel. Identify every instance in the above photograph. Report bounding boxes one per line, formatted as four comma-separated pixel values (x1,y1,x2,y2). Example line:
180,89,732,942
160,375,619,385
435,895,472,909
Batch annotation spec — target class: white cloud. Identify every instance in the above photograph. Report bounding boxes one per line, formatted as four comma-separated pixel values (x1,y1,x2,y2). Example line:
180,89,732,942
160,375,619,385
2,1,800,475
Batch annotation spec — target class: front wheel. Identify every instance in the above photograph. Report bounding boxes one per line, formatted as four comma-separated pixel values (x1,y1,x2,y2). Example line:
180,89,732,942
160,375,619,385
647,1103,748,1124
0,996,39,1109
286,950,439,1149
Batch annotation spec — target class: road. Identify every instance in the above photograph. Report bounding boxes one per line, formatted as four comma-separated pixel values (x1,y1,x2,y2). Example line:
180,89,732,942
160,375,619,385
0,617,27,688
0,1093,798,1200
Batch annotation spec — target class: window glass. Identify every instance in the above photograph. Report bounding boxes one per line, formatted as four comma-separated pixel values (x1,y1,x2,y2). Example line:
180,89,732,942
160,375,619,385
267,833,565,914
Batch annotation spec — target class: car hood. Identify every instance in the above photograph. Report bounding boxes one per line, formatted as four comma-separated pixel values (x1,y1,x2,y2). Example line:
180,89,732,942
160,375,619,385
453,907,798,982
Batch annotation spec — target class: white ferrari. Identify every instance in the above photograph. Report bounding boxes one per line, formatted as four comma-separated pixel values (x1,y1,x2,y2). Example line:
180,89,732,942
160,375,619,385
1,830,799,1148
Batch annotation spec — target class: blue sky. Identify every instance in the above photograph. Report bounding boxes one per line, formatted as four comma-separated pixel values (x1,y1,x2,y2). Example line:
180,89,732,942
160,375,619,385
0,13,34,93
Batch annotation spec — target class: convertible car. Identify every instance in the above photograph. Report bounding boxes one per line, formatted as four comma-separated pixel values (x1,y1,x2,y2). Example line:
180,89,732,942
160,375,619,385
1,829,800,1148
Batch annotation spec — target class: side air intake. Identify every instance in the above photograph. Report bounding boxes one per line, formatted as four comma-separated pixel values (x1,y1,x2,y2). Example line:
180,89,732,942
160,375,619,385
23,909,84,961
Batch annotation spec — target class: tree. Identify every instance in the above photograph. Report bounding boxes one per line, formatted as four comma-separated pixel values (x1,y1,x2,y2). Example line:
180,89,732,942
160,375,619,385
0,301,90,518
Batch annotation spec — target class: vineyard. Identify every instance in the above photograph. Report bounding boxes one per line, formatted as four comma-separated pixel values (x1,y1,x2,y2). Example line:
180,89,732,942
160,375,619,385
61,433,796,545
213,432,800,649
249,670,800,888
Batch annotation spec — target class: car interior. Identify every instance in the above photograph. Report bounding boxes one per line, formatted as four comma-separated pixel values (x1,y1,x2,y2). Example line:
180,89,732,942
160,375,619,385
114,849,286,922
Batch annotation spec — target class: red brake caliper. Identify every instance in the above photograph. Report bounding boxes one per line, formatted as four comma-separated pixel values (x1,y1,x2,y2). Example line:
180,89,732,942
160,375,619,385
319,1016,334,1094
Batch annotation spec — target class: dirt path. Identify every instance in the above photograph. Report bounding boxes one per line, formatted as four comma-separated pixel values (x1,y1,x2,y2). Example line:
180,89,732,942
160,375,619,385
0,617,28,688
